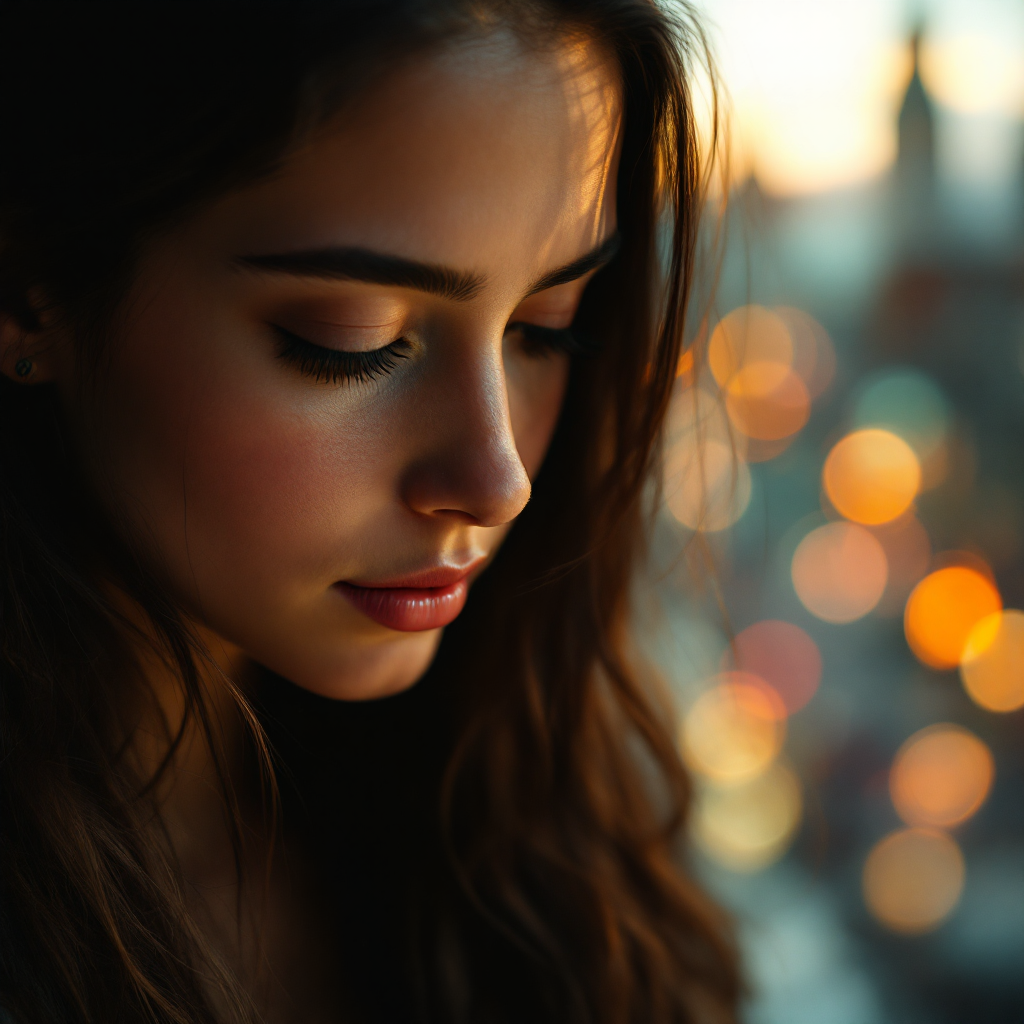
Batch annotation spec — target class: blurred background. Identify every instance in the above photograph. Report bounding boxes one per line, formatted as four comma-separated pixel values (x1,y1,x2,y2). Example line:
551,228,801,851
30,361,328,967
643,1,1024,1021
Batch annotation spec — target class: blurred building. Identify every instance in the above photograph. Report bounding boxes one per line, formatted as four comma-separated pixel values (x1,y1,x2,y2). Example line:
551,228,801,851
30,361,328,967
893,29,938,256
649,24,1024,1024
876,31,1024,605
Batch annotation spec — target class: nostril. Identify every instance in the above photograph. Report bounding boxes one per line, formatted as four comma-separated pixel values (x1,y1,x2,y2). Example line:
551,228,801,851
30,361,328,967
430,507,483,524
400,446,531,528
398,349,535,527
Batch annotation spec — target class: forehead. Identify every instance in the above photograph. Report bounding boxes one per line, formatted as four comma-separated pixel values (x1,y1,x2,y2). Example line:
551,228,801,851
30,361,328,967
198,31,622,289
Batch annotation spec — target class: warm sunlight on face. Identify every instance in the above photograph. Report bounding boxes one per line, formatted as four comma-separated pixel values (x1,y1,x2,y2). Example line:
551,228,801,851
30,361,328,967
55,32,623,700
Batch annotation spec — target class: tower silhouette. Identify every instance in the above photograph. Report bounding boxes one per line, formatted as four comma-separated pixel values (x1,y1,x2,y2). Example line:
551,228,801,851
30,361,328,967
893,28,938,254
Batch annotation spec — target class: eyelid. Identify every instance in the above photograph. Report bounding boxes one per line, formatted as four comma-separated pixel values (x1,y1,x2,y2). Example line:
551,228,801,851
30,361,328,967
507,302,580,331
271,316,403,353
273,325,410,384
270,293,409,347
301,315,405,330
512,278,589,329
513,310,575,330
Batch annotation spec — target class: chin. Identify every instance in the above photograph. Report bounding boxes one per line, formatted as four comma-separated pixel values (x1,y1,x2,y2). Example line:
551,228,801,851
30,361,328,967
266,627,444,702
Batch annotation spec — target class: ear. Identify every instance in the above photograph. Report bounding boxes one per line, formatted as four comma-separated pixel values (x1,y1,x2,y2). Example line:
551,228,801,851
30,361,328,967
0,295,62,385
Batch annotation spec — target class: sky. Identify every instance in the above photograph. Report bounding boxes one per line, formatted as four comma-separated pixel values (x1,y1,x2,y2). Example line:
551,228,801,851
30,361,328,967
690,0,1024,196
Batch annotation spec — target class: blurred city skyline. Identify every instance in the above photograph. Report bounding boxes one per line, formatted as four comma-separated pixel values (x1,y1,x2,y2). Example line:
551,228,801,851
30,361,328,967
646,4,1023,1021
693,0,1023,200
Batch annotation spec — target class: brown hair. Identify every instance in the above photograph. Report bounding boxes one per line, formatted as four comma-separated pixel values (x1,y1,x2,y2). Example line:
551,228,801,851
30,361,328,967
0,2,739,1021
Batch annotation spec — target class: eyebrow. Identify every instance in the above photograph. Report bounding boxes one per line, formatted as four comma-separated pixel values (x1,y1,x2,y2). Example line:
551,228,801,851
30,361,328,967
525,232,621,295
235,231,621,303
236,247,484,301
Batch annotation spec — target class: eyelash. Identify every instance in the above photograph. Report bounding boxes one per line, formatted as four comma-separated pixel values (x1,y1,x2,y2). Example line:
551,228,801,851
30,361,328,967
272,320,598,385
273,325,411,384
507,322,598,358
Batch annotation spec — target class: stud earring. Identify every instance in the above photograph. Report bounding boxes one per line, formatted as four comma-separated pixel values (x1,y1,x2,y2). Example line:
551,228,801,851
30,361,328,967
14,358,34,378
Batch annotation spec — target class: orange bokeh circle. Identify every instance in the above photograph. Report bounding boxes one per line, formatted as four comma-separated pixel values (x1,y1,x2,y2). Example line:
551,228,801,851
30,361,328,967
791,522,888,623
823,429,921,526
904,566,1002,670
863,827,965,934
890,724,994,829
726,365,811,441
708,306,792,388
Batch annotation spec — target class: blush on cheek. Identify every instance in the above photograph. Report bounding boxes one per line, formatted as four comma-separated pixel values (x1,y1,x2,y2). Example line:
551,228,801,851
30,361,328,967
92,375,347,607
91,276,389,595
182,393,390,587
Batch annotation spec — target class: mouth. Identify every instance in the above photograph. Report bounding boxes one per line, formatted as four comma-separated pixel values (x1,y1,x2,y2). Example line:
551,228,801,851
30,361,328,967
334,560,484,632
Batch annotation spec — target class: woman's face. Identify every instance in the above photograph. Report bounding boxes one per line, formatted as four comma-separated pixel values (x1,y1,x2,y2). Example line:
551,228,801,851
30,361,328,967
45,34,622,699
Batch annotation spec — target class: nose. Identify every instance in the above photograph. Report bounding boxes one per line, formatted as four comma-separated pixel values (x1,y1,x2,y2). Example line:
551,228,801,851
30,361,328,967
399,344,531,528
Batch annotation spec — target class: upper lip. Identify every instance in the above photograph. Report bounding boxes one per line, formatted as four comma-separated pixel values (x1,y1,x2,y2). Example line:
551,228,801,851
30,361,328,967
341,557,487,590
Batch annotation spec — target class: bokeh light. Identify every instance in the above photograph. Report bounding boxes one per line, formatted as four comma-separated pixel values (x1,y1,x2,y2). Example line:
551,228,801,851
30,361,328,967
707,305,812,446
890,725,994,829
664,384,750,532
666,385,734,448
904,566,1002,670
681,673,786,784
792,522,888,623
709,306,793,389
921,33,1024,116
871,514,932,617
853,369,949,488
744,436,797,465
823,429,921,526
863,828,966,934
727,620,821,714
665,5,1024,1012
710,6,908,196
692,762,802,872
960,610,1024,713
676,348,695,380
725,365,811,441
665,436,751,533
775,306,836,399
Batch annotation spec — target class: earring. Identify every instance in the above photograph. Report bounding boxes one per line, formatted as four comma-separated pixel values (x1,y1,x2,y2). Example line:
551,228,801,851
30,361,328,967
14,358,34,378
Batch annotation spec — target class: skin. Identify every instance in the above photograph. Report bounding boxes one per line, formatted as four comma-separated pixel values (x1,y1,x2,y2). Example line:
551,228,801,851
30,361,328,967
4,30,622,702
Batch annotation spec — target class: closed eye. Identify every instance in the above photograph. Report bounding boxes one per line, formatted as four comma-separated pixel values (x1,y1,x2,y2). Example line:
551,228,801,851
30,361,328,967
506,321,600,358
271,324,410,384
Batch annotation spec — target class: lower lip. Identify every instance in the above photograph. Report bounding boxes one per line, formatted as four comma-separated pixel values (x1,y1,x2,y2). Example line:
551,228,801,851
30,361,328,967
335,578,469,632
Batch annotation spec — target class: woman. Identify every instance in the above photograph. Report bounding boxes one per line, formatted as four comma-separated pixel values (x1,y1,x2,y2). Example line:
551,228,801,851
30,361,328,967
0,2,739,1021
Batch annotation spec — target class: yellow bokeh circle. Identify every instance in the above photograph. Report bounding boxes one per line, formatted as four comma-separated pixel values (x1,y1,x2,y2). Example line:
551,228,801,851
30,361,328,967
681,674,786,784
692,762,802,872
664,437,752,533
960,610,1024,713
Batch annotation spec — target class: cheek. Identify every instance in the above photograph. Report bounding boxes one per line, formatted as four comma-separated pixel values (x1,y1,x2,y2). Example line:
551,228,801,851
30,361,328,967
506,353,570,479
185,395,373,565
85,295,397,590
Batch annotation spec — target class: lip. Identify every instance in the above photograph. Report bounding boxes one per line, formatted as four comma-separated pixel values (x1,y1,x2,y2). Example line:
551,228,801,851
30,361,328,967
335,559,484,632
